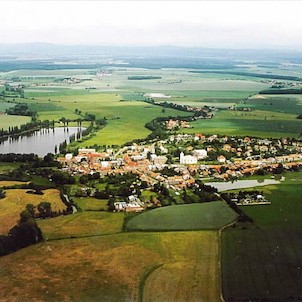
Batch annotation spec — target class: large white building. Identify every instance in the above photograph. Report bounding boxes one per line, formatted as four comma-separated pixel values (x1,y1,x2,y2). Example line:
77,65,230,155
192,149,208,160
179,152,198,165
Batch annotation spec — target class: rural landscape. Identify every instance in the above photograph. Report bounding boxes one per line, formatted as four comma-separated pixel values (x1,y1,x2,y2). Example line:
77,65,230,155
1,1,302,301
0,44,301,301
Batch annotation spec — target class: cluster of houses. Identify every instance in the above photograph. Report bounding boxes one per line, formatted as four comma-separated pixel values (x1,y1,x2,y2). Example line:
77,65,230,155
166,119,191,130
57,133,301,211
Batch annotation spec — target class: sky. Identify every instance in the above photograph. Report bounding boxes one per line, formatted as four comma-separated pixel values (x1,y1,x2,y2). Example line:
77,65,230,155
1,1,302,49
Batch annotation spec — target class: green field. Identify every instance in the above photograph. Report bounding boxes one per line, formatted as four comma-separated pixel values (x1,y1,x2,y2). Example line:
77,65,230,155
183,109,301,137
242,172,302,230
27,93,191,146
222,229,302,300
0,189,66,235
0,231,221,302
37,211,124,240
125,201,238,231
222,172,302,300
0,115,31,130
73,197,108,211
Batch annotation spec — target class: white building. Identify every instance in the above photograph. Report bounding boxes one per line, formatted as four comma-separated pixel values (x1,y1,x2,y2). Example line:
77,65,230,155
192,149,208,160
179,152,198,165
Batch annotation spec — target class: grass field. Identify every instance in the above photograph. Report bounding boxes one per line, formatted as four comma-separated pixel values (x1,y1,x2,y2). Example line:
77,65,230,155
0,163,20,173
241,172,302,230
0,231,221,302
222,172,302,300
0,189,66,235
125,201,238,231
0,115,31,130
28,93,191,146
142,231,220,302
0,180,29,187
244,94,302,115
222,229,302,301
37,211,124,240
183,110,301,138
73,197,108,211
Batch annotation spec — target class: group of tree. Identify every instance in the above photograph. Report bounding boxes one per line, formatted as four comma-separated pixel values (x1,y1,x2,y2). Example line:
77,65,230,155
6,103,36,117
0,205,43,257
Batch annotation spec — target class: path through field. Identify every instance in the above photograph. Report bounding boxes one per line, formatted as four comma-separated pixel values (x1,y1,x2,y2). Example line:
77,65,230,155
142,231,221,302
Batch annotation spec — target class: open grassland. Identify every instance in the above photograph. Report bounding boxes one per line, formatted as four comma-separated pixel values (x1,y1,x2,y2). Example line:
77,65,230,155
240,172,302,230
0,180,29,187
73,197,108,211
0,101,15,112
0,115,31,130
38,212,124,239
125,201,237,231
30,93,191,146
142,231,220,302
222,229,302,301
0,189,66,235
222,172,302,300
242,94,302,115
0,231,221,302
37,211,124,240
183,110,301,138
0,163,20,173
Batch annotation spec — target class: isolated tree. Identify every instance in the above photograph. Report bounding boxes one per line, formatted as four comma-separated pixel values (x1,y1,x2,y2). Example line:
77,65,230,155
37,202,52,218
25,204,36,218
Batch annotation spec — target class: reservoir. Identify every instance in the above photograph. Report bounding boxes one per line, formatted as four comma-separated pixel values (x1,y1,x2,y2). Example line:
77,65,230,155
0,127,84,157
206,179,281,192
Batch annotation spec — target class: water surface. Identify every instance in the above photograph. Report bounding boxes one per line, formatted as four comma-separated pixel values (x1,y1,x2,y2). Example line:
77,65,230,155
0,127,83,157
207,179,281,192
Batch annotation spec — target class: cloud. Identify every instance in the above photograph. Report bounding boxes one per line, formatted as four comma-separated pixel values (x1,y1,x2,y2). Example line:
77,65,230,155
0,1,302,49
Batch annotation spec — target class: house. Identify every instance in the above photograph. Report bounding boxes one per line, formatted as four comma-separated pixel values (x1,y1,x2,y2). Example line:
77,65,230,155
217,155,226,163
153,155,168,166
192,149,208,160
179,152,198,165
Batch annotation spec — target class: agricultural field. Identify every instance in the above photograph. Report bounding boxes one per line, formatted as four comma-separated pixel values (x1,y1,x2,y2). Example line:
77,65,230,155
37,211,124,240
0,188,66,235
183,109,301,138
125,201,238,231
0,231,221,302
0,163,20,173
25,93,192,146
73,197,108,211
222,229,302,301
0,114,31,130
240,94,302,115
0,180,29,187
222,172,302,300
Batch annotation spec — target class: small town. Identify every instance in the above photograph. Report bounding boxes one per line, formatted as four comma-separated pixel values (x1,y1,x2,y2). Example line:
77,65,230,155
57,132,302,211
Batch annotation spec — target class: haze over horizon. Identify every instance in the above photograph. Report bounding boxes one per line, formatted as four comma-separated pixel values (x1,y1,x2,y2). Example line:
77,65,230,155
1,1,302,51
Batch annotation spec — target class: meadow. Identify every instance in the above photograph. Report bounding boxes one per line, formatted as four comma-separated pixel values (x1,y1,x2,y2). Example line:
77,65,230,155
183,109,301,138
125,201,238,231
37,211,124,240
1,66,301,144
222,172,302,300
24,93,192,146
73,196,108,211
0,114,31,130
0,231,221,302
0,188,66,235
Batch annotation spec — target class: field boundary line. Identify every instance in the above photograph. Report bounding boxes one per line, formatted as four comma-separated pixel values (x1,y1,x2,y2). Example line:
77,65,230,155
138,263,163,302
218,219,237,302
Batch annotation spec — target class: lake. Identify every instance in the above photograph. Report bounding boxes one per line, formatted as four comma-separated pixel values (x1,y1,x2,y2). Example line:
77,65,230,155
0,127,84,157
206,179,281,192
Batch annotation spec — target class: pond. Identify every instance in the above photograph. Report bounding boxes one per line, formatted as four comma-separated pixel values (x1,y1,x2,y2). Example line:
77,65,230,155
0,127,84,157
206,179,281,192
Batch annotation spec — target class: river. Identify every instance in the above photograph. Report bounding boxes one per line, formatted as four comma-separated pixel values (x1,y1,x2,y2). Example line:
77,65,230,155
0,127,84,157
